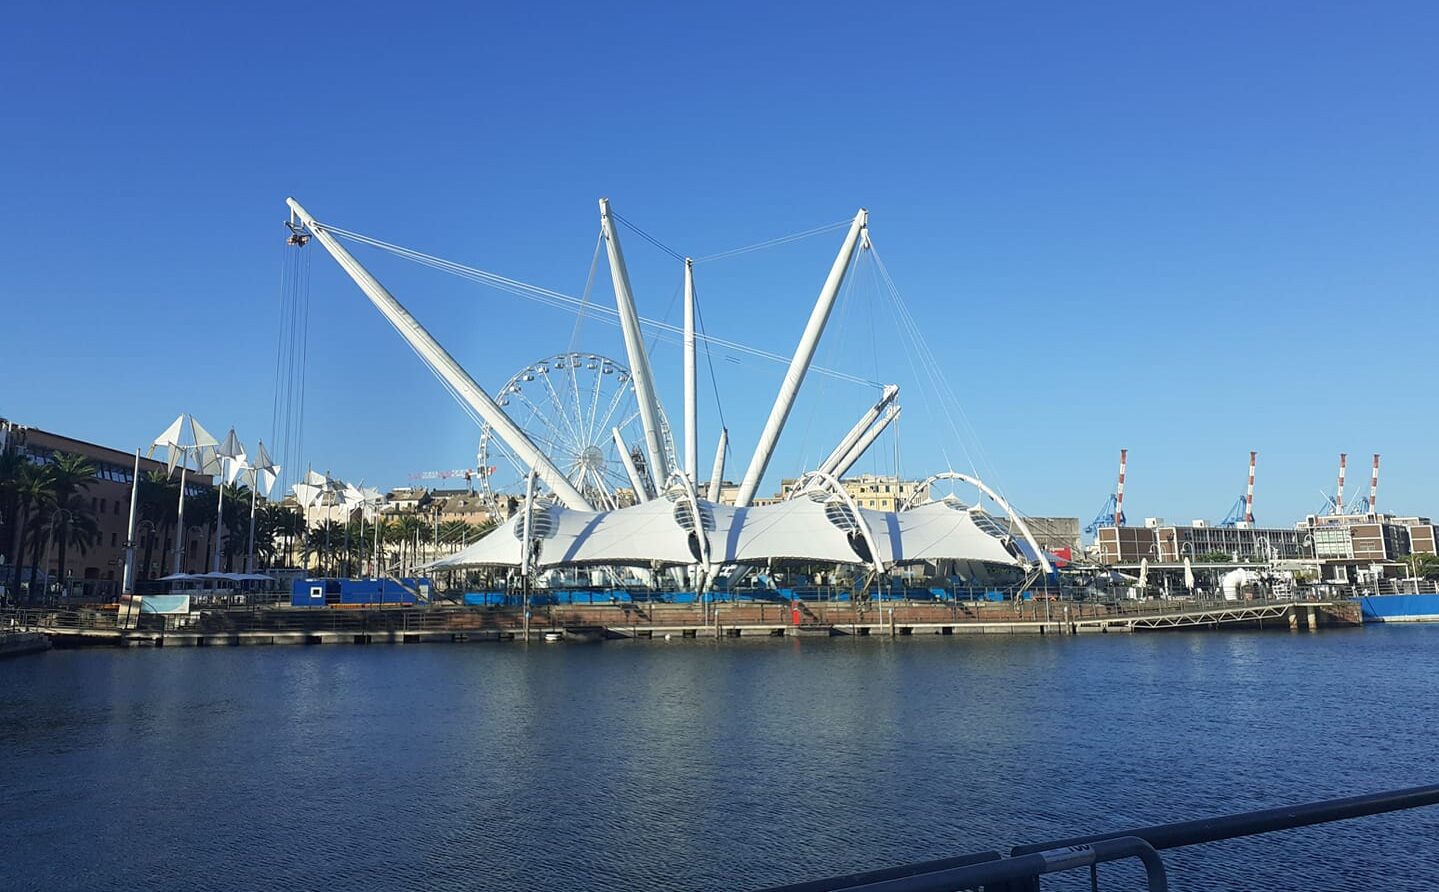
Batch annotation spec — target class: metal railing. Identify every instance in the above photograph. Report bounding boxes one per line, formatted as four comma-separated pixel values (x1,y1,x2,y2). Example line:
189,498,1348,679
756,784,1439,891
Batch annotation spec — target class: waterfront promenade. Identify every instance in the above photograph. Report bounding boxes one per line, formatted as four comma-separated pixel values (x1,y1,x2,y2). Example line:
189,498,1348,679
3,597,1361,650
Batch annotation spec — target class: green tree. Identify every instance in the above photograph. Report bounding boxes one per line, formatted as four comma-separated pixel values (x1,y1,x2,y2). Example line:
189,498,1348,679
11,462,54,602
391,514,427,573
1402,552,1439,579
304,520,348,576
43,453,96,594
217,483,253,571
0,446,25,587
50,493,99,593
137,470,180,580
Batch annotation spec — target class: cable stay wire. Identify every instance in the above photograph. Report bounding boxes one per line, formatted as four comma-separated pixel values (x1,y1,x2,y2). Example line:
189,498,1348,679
863,240,1018,514
318,223,881,387
610,211,686,262
694,219,853,264
566,231,604,357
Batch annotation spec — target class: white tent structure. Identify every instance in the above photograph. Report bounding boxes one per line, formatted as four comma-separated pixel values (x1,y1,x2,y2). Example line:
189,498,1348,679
290,197,1055,594
429,484,1037,584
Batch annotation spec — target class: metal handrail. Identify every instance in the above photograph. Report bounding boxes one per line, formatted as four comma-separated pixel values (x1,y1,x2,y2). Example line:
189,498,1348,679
1008,783,1439,855
757,785,1439,892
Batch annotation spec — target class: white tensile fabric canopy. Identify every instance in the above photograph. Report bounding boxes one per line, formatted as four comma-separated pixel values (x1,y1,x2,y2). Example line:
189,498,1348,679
428,490,1027,572
885,498,1024,566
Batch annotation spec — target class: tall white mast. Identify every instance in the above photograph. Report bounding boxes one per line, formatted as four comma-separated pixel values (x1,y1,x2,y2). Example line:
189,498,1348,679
683,257,698,483
286,197,593,511
707,428,728,503
121,450,140,595
612,428,652,503
735,209,867,506
830,405,902,479
173,465,188,575
818,385,899,477
598,198,671,492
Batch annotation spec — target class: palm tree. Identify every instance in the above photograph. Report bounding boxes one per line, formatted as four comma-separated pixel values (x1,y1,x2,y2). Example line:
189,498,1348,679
137,470,179,581
50,494,99,595
391,514,427,575
304,520,347,575
0,446,25,587
218,483,252,571
25,508,53,604
438,519,472,553
44,453,97,592
186,494,217,574
256,503,298,569
11,462,53,603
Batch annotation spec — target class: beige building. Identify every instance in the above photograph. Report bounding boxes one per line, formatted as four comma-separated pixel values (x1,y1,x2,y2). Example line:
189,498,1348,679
1,419,216,599
435,490,496,527
773,474,930,511
382,487,432,515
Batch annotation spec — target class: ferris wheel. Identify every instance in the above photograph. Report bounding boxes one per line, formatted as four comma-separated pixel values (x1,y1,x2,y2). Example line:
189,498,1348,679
477,352,677,510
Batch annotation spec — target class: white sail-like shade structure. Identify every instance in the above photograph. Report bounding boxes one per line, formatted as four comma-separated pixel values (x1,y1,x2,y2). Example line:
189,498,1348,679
712,495,881,566
429,491,1029,572
884,498,1026,566
547,498,701,566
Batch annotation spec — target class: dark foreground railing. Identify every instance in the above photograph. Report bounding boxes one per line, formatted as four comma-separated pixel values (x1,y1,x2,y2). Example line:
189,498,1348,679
758,784,1439,892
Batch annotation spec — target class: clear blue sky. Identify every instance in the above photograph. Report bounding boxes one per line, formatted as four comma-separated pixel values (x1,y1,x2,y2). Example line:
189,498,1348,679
3,2,1436,527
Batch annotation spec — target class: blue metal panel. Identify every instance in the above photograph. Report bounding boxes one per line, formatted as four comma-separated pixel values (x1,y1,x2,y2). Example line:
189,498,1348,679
1358,594,1439,621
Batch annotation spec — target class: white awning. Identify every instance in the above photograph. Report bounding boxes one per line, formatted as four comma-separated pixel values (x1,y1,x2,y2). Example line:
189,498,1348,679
430,490,1027,573
886,498,1024,566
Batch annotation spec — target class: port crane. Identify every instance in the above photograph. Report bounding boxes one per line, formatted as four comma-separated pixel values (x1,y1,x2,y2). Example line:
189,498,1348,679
1083,448,1127,535
1217,451,1258,527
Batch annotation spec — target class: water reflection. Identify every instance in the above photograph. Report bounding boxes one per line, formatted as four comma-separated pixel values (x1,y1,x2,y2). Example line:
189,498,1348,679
2,627,1437,891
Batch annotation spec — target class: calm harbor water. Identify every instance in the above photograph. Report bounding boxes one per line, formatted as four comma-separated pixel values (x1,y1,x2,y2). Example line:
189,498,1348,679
4,626,1438,891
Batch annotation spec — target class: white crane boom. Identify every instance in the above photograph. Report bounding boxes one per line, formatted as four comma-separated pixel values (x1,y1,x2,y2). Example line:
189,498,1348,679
707,428,728,503
735,209,867,506
599,198,672,492
818,385,899,477
830,405,902,479
612,428,652,503
683,258,699,483
286,197,593,511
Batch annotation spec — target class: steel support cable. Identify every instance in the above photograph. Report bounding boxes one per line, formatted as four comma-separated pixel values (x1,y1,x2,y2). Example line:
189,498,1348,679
322,225,881,386
691,282,728,434
856,250,952,477
693,219,853,264
566,231,604,356
269,240,291,481
611,211,685,261
881,257,986,480
867,243,1000,497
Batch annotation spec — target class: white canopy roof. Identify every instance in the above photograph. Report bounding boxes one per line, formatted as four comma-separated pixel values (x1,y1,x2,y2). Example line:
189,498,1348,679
885,498,1024,566
429,490,1028,572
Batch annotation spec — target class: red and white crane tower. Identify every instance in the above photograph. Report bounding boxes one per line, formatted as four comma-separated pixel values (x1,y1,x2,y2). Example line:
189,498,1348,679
1334,453,1348,516
1244,450,1257,524
1368,453,1381,515
1114,448,1128,526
